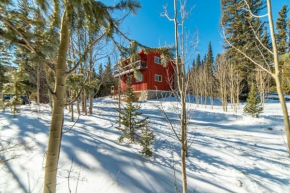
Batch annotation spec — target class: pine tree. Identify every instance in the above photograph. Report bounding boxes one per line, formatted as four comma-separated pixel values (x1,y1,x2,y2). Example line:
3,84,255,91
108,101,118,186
99,57,113,96
2,62,33,116
281,53,290,94
243,83,263,118
221,0,266,80
139,126,154,157
287,18,290,52
202,54,207,67
104,57,112,82
276,5,288,55
206,41,214,73
196,54,201,67
192,59,196,68
116,78,148,143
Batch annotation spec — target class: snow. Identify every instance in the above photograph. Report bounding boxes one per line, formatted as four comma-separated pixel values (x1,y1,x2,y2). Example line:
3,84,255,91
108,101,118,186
0,97,290,193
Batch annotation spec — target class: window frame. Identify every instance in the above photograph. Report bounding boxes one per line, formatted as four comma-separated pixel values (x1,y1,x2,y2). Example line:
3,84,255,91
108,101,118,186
154,56,162,64
154,74,162,82
136,74,143,83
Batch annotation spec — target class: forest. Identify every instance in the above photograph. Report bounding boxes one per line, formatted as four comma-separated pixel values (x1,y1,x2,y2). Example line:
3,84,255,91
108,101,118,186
0,0,290,193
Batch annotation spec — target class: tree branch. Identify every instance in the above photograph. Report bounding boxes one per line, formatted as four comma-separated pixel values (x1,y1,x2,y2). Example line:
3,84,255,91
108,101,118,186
221,27,273,75
65,32,106,76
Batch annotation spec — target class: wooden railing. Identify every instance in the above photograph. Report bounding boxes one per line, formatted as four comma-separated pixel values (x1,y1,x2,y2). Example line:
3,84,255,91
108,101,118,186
114,60,147,77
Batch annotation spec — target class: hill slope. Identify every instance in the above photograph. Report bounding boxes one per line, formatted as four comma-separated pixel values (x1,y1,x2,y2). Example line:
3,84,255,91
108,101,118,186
0,97,289,193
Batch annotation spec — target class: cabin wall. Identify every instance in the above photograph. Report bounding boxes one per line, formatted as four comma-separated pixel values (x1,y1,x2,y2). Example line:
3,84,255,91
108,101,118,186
119,51,175,93
147,53,175,91
120,70,148,92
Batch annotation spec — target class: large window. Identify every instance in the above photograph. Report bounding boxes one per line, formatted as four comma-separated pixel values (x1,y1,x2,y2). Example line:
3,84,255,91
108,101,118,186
154,56,161,64
136,74,143,82
154,74,162,82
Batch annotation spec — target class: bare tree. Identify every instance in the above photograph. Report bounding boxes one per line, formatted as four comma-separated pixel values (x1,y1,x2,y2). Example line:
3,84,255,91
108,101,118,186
215,54,229,112
161,0,198,192
255,69,270,106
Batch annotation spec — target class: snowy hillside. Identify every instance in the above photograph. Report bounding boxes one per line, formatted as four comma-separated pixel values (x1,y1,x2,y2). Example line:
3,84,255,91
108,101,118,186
0,97,290,193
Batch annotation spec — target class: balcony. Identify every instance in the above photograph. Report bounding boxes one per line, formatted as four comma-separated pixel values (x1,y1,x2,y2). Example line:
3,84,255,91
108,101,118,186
114,60,147,77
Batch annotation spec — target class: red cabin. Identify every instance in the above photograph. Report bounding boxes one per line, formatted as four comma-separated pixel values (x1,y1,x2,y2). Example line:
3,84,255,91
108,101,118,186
113,50,176,100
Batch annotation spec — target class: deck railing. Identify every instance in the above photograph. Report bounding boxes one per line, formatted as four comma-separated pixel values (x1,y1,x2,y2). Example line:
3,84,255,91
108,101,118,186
113,60,147,77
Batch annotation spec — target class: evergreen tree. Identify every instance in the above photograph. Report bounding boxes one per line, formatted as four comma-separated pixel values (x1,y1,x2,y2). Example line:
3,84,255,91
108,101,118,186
288,18,290,52
2,62,33,115
221,0,266,80
202,54,207,67
276,5,288,55
243,83,263,118
99,57,113,96
206,41,214,72
281,53,290,94
0,41,11,93
261,26,272,61
196,54,201,67
98,64,103,80
116,78,148,143
192,59,196,67
104,57,112,82
139,126,154,157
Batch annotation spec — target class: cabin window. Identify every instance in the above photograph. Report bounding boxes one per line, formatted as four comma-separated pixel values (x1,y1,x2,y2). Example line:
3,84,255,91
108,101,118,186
136,74,143,82
154,74,162,82
154,56,162,64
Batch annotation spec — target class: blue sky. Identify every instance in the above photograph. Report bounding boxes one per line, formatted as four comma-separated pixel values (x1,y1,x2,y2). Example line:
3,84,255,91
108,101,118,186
107,0,290,62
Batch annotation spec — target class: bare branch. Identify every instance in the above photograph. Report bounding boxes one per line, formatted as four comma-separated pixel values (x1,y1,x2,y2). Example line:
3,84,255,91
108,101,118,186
240,0,268,18
155,103,181,142
65,32,106,76
249,22,273,55
161,5,175,22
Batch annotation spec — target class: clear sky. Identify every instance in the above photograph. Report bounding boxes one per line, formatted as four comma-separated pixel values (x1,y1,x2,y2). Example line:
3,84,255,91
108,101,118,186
106,0,290,63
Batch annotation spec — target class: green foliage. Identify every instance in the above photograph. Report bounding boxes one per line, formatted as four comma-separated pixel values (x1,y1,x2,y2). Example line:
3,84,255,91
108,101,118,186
206,41,214,72
196,54,201,67
243,83,263,118
280,53,290,94
116,78,148,143
221,0,267,81
67,73,85,100
2,63,33,114
99,58,114,97
139,126,154,157
276,5,288,55
288,18,290,51
0,65,8,92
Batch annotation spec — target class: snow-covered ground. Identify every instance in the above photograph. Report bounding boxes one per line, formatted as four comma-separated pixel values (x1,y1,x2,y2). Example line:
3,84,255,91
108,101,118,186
0,97,290,193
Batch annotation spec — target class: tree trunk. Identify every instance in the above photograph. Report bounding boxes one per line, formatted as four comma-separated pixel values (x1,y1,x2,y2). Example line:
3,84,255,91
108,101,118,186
89,42,93,115
89,96,93,114
37,63,40,105
71,103,74,122
173,0,187,191
43,11,70,193
77,97,80,116
267,0,290,154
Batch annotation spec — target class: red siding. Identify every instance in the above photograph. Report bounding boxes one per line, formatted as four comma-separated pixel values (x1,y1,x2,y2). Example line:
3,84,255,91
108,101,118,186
119,51,175,92
120,70,148,92
147,53,175,91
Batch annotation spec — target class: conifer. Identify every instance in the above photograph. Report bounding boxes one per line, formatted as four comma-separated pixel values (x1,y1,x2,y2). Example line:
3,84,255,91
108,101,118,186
243,83,263,118
196,54,201,67
206,41,214,73
139,126,154,157
116,77,148,143
276,5,288,55
2,62,33,115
